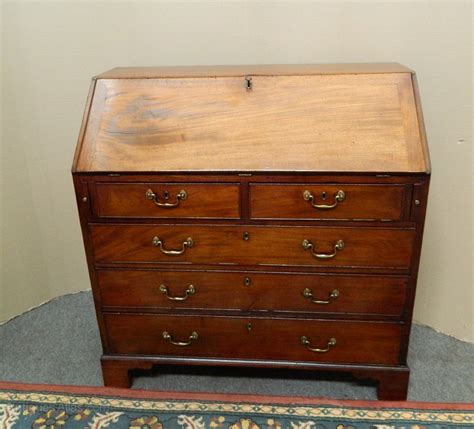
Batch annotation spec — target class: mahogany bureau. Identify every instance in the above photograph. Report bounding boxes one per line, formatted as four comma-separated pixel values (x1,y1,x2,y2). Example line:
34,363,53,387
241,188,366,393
72,64,430,400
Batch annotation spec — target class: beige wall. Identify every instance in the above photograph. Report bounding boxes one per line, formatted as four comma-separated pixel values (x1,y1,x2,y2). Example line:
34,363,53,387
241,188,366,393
1,1,472,341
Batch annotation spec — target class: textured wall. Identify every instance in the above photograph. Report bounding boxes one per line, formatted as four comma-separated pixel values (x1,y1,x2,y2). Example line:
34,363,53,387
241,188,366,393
1,1,472,341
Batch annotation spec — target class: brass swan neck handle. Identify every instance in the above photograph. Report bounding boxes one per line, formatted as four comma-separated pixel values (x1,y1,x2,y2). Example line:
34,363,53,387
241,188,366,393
302,288,339,304
159,284,195,301
146,189,187,208
303,190,345,209
162,331,198,347
152,236,193,255
302,239,344,259
301,336,336,353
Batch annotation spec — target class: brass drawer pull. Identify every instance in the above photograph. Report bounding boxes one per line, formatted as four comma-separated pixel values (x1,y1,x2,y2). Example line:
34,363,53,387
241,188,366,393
303,190,345,209
159,284,195,301
302,239,344,259
162,331,198,347
301,336,336,353
145,189,187,208
303,288,339,304
152,236,193,255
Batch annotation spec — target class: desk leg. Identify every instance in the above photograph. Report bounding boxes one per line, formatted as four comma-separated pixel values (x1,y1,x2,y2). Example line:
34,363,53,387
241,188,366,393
101,357,154,388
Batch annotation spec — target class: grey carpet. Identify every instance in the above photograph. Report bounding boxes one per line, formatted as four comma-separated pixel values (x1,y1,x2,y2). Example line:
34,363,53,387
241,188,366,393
0,291,472,402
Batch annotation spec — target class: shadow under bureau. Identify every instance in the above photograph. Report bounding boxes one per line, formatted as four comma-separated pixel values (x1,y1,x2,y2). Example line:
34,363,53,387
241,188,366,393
72,64,430,400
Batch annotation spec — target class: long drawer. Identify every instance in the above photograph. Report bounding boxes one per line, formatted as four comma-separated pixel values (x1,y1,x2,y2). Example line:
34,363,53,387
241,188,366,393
91,225,415,269
104,314,402,365
93,182,240,219
98,269,408,316
250,184,407,221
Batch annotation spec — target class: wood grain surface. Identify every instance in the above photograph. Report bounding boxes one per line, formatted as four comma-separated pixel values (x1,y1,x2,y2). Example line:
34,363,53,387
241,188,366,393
96,63,414,79
91,224,415,269
74,72,427,173
103,313,402,365
97,269,408,316
93,182,240,219
250,183,406,220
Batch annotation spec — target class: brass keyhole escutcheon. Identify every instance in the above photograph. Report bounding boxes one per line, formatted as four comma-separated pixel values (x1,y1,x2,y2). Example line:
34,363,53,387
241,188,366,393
243,231,250,241
244,277,251,286
247,322,252,332
163,190,170,200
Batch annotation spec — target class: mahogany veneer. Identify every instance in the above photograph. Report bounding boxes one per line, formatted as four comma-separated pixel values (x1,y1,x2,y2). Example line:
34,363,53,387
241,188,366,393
104,314,402,365
97,269,408,316
72,64,430,399
94,183,240,219
91,224,415,268
250,184,407,221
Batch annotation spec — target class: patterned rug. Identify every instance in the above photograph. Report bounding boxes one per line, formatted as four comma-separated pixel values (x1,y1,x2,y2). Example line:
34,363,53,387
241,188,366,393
0,382,472,428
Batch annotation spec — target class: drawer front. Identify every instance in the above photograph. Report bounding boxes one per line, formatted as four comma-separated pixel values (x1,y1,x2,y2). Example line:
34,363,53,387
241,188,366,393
104,314,402,365
98,270,408,316
93,183,240,219
250,184,406,221
91,225,415,269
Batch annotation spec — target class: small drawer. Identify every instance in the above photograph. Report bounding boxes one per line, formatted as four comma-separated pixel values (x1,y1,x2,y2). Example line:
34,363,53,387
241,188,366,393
98,269,408,317
104,314,402,365
250,184,407,221
91,225,415,270
92,183,240,219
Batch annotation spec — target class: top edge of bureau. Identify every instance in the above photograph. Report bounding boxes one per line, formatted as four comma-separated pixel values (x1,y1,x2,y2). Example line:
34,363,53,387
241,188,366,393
72,171,431,177
94,63,414,80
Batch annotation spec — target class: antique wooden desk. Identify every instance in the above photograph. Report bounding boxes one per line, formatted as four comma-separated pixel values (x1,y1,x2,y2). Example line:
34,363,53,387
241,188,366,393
72,64,430,399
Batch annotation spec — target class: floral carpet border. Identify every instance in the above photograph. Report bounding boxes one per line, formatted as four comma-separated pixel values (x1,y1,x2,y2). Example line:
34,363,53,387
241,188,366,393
0,381,472,427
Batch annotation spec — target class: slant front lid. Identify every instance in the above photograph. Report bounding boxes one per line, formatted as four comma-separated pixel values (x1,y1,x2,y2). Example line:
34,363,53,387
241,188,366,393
73,64,429,173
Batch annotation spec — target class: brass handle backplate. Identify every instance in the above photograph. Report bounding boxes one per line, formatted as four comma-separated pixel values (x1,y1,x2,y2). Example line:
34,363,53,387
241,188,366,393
146,189,187,208
301,336,336,353
302,239,344,259
303,190,345,209
162,331,198,347
152,236,193,255
159,284,195,301
303,288,339,304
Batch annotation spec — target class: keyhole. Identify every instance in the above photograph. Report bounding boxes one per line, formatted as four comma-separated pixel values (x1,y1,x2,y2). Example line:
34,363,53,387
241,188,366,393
163,190,170,200
243,232,250,241
247,322,252,332
244,277,251,286
321,191,327,200
245,77,252,91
